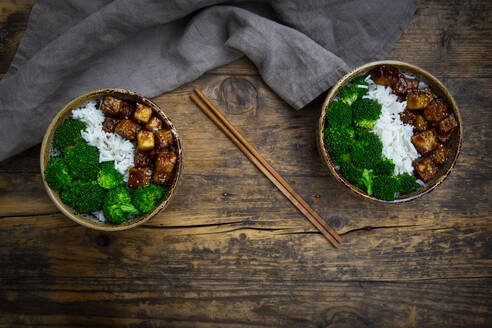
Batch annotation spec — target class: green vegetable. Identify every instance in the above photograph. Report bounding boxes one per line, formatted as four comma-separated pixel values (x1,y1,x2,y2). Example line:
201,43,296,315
350,129,383,170
97,161,124,189
65,141,100,181
53,119,86,153
326,100,352,127
373,175,399,201
398,173,420,195
132,184,168,214
103,186,138,224
44,157,72,190
352,98,382,129
339,79,368,105
325,127,355,160
373,157,395,176
61,180,105,213
360,169,374,195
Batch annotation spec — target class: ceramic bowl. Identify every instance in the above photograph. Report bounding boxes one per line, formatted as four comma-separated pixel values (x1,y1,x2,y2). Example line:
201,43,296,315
40,89,183,230
317,60,462,203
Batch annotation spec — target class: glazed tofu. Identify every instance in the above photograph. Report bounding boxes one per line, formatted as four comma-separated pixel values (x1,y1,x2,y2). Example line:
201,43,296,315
412,130,438,155
134,150,151,167
423,99,449,122
438,114,458,136
137,130,155,151
430,144,449,165
413,114,428,132
101,96,123,117
102,117,120,133
393,74,419,96
153,171,174,185
406,88,433,110
120,102,135,119
133,103,152,124
400,109,416,124
369,65,399,87
145,116,162,131
155,129,174,149
154,150,177,174
128,167,152,187
115,119,140,140
413,157,438,182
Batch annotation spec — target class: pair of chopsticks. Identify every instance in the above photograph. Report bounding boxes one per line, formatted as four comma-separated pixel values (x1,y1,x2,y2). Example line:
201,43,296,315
190,88,342,248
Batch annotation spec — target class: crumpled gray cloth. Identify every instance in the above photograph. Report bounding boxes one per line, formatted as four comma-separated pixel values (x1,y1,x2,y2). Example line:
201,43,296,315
0,0,418,161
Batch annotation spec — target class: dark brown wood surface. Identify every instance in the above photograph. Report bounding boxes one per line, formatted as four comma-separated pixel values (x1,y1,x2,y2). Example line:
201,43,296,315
0,1,491,327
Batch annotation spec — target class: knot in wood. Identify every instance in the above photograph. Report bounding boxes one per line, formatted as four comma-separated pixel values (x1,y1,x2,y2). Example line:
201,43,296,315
219,78,257,114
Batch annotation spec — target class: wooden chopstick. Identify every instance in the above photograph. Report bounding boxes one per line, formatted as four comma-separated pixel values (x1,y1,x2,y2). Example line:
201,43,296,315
190,88,341,248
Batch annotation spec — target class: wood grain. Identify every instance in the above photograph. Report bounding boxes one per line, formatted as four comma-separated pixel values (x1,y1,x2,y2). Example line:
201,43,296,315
0,0,491,327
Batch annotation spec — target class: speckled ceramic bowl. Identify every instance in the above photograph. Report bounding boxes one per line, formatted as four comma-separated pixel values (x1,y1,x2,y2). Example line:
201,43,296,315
317,60,462,203
41,89,183,230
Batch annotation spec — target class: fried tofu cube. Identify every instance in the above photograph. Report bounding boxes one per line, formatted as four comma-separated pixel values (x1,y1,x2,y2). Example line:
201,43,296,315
430,144,449,165
102,117,120,133
400,109,416,124
137,130,155,151
145,116,163,131
406,88,433,110
413,114,428,132
115,119,140,140
369,65,399,87
393,74,419,96
423,99,449,122
120,102,135,119
134,150,151,167
412,130,438,155
101,96,123,117
155,129,174,149
413,157,438,182
153,171,174,185
128,167,152,187
133,103,152,124
438,114,458,136
155,150,177,174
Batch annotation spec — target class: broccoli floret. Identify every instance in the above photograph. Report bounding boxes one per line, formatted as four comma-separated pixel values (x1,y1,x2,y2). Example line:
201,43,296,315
352,98,382,129
350,129,383,170
97,161,124,189
65,141,100,181
53,119,86,153
339,160,361,183
326,100,352,127
103,186,138,224
352,76,368,87
373,157,395,176
373,176,399,201
398,173,420,195
325,127,355,160
132,184,168,214
338,80,368,105
44,157,72,190
61,180,105,213
360,169,374,195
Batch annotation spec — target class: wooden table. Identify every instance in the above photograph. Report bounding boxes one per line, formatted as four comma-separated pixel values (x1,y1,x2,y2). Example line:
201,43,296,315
1,1,490,327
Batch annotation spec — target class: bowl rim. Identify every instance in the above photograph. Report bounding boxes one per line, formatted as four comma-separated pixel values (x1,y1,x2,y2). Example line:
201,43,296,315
316,60,463,203
40,88,184,230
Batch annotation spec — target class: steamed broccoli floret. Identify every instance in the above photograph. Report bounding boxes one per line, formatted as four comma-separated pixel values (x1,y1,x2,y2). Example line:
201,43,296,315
350,129,383,170
97,161,124,189
326,100,352,127
44,157,72,190
352,98,382,129
132,184,168,214
61,180,105,213
373,175,399,201
338,79,368,105
398,173,420,195
325,127,355,160
65,141,100,181
103,186,138,224
360,169,374,195
374,157,395,176
53,119,86,153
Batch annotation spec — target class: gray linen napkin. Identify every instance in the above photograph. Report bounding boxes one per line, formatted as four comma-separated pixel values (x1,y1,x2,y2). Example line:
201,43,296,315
0,0,418,161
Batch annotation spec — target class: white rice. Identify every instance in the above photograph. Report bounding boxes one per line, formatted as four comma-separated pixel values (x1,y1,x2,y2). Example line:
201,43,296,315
364,77,419,175
71,99,134,182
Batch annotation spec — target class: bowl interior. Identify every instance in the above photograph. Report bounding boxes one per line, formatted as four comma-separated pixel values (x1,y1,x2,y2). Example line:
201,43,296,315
40,89,183,230
317,60,462,203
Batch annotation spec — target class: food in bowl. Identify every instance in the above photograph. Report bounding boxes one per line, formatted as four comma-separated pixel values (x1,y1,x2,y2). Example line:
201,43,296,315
43,95,178,224
323,64,459,201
